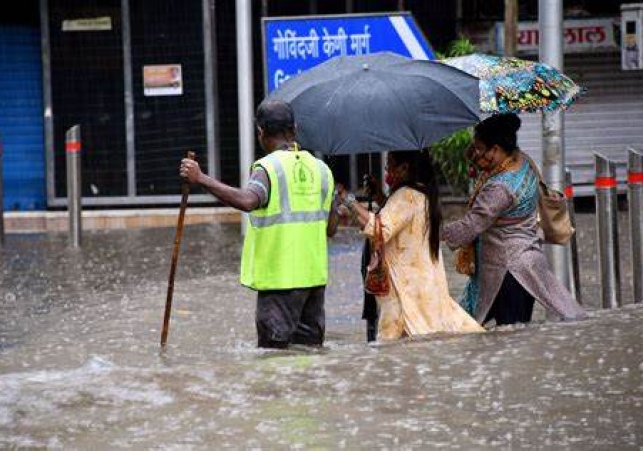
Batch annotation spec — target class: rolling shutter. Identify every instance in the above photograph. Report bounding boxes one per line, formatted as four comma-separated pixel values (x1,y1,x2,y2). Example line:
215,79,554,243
518,52,643,195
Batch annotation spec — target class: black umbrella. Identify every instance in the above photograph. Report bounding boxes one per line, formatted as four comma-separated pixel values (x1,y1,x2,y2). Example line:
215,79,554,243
266,52,481,155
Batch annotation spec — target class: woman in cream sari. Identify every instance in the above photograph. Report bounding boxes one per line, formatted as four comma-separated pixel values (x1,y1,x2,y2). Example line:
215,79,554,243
338,151,483,341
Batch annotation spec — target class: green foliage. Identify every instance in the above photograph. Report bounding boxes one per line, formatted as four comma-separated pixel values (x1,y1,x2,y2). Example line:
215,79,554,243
430,36,478,196
441,35,477,59
429,128,473,196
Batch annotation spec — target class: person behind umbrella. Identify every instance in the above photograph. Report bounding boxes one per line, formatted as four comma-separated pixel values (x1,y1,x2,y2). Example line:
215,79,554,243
337,151,483,341
359,175,384,343
442,113,587,326
180,100,339,348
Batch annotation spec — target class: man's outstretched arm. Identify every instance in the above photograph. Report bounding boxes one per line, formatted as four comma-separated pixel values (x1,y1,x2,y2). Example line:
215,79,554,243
180,158,259,212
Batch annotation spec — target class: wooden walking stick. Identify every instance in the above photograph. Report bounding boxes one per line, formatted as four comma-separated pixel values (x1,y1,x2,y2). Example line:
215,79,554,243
161,151,196,346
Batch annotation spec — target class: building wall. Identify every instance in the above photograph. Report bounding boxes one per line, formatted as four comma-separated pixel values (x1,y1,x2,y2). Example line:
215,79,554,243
129,1,207,196
47,0,210,201
0,1,45,211
48,0,127,198
2,1,459,209
213,0,241,188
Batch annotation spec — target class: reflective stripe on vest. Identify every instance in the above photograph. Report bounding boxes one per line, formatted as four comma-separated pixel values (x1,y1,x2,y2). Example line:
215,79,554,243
248,154,330,228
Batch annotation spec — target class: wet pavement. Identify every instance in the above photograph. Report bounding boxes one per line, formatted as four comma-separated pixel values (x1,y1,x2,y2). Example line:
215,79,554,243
0,212,642,449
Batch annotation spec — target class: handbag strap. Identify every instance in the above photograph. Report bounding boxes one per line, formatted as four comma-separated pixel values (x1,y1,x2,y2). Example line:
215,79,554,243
522,151,551,196
374,214,385,260
521,151,542,180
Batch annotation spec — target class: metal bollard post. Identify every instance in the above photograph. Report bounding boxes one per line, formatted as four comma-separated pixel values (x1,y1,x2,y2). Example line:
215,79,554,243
0,132,4,246
594,153,621,308
565,169,582,304
66,125,82,247
628,147,643,304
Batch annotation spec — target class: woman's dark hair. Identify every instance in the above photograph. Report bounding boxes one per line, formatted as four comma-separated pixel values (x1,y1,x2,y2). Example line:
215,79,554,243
388,150,442,262
474,113,522,154
255,99,295,137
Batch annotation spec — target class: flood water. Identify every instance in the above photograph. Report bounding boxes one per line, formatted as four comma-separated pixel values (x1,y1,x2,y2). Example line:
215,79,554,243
1,214,642,449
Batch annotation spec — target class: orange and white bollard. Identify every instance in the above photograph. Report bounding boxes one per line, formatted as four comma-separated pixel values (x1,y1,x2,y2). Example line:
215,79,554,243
565,169,581,304
627,147,643,304
594,152,621,309
66,125,82,247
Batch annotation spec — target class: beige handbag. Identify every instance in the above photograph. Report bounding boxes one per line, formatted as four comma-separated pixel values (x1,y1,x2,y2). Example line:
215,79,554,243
523,153,575,244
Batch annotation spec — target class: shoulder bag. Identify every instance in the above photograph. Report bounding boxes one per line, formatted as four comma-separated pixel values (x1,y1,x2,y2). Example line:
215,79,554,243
364,214,391,296
523,152,575,244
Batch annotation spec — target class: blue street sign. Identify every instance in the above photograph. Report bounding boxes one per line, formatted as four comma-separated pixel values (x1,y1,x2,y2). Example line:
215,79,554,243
262,12,435,92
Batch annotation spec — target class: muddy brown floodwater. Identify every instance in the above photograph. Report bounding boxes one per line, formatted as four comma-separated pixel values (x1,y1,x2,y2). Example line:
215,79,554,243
1,214,641,449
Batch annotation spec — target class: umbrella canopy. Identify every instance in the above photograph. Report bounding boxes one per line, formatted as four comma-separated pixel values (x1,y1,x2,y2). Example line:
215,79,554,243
266,52,480,155
442,53,585,114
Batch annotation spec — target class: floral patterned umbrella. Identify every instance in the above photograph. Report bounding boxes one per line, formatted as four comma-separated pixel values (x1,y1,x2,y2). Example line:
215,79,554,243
442,53,586,114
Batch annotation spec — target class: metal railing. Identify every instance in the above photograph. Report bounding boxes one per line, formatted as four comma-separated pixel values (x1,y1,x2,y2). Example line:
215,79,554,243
566,169,582,304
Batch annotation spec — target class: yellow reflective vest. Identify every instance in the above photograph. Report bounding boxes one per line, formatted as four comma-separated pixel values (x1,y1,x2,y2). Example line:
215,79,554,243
240,149,334,290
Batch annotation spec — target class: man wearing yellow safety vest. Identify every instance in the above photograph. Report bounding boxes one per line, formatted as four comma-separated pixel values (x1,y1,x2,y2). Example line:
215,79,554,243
180,100,339,348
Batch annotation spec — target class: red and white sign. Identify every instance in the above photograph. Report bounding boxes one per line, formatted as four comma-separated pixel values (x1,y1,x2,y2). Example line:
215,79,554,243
497,19,619,54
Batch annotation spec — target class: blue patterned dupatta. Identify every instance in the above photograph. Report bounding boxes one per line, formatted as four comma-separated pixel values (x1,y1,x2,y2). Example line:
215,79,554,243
459,238,482,316
458,157,538,316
